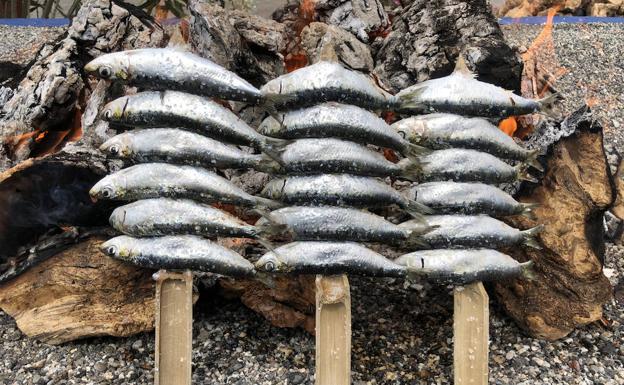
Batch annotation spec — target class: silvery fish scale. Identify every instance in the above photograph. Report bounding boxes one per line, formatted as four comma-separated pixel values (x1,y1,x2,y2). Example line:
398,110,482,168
419,149,518,183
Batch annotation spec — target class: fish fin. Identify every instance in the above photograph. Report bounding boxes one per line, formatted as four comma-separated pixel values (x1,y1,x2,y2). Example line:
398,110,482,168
520,202,539,219
256,154,284,174
256,221,294,243
520,261,536,281
516,164,539,183
260,137,291,166
254,271,277,288
396,85,427,112
255,237,279,253
537,93,562,117
254,196,284,211
521,224,544,249
526,148,545,172
404,142,432,161
261,90,297,114
453,55,476,78
399,158,422,182
405,199,434,221
405,230,430,250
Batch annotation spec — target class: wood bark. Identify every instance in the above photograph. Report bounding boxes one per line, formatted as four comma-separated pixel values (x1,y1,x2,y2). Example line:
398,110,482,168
373,0,523,93
0,236,155,344
495,108,614,340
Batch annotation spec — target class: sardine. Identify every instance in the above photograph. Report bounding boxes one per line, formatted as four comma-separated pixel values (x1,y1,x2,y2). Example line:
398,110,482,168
409,182,537,218
418,149,535,183
395,249,533,284
261,174,432,218
84,48,262,103
399,215,543,249
260,61,392,110
100,128,281,173
394,57,558,117
257,206,429,247
101,91,287,161
101,235,256,276
279,138,421,180
392,113,542,170
258,103,427,160
89,163,282,210
255,241,405,277
109,198,285,249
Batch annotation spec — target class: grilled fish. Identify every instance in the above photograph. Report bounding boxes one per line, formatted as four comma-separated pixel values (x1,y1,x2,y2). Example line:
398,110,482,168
418,149,535,184
100,128,282,173
109,198,285,250
101,235,256,276
257,206,429,246
394,57,558,117
260,61,392,110
89,163,282,210
279,138,421,179
101,91,287,161
258,103,427,160
395,249,533,284
261,174,432,218
409,182,537,218
255,241,405,277
84,48,262,103
399,215,543,249
392,113,542,169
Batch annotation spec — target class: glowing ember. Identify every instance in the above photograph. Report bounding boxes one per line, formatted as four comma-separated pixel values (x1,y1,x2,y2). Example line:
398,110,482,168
498,116,518,137
300,0,316,21
284,53,308,73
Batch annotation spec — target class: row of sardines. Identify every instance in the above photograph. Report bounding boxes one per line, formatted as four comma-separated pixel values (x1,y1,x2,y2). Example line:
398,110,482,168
86,48,551,285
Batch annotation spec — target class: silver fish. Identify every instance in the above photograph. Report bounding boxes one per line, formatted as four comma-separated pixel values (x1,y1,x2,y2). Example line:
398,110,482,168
392,113,541,167
399,215,543,249
109,198,285,249
84,48,262,103
394,57,558,117
409,182,537,218
255,241,405,277
257,206,429,247
258,103,427,160
101,91,287,161
89,163,282,210
101,235,256,276
279,138,421,180
260,61,392,110
261,174,432,218
100,128,281,173
418,149,535,183
395,249,533,284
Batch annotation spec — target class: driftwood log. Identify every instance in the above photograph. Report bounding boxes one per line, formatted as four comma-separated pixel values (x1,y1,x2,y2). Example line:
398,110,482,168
495,107,614,340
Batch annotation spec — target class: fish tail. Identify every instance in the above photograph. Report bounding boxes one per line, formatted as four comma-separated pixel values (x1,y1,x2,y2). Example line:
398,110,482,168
399,159,423,182
261,92,297,115
516,164,539,183
254,271,277,288
520,202,539,219
254,236,278,253
526,148,545,172
405,230,430,249
255,154,284,174
396,85,427,112
405,199,435,220
260,137,291,166
254,196,284,211
537,93,562,118
520,260,536,281
256,219,293,242
521,224,544,249
404,142,432,162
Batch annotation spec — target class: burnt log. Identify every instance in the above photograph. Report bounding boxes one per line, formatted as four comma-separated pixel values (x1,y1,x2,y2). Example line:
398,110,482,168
373,0,523,93
495,107,614,340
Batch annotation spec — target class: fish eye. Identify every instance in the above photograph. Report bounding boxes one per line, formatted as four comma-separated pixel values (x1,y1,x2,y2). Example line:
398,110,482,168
98,66,112,79
100,187,114,199
105,245,118,256
264,261,276,272
108,145,120,156
103,109,113,120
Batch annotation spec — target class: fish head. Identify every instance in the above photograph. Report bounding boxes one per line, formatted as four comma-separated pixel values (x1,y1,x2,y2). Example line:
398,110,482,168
108,206,127,230
255,252,286,273
84,53,130,81
100,133,132,158
89,174,125,201
260,178,286,200
257,116,282,137
101,97,130,124
100,236,132,260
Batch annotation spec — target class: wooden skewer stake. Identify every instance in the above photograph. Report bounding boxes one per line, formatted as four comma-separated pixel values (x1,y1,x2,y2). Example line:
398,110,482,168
315,274,351,385
154,270,193,385
453,281,489,385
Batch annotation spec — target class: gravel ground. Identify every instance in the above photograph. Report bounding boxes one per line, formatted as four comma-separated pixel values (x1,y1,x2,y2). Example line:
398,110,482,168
1,22,624,385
